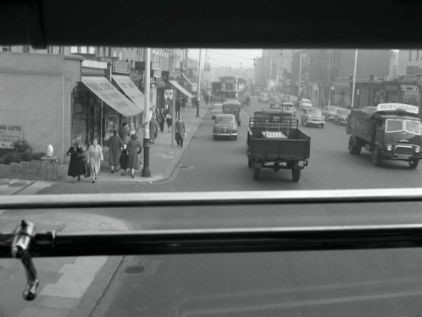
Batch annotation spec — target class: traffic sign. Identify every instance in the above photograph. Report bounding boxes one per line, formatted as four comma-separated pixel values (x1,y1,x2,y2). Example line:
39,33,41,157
164,89,173,100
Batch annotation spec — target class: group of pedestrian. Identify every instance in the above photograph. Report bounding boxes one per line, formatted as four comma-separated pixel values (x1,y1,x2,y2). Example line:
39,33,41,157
108,123,142,178
66,138,104,183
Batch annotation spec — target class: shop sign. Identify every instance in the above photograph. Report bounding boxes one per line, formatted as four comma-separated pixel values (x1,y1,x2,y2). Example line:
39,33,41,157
81,67,106,76
113,60,130,74
82,60,107,69
0,125,23,149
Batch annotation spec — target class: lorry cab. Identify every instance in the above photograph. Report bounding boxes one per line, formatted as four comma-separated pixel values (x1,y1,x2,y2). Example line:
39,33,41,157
347,103,422,168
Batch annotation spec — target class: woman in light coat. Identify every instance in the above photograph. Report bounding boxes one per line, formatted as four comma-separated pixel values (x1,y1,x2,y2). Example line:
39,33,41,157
88,138,104,183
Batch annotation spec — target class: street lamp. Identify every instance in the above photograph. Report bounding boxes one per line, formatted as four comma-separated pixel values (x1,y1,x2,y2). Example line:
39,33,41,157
328,86,335,106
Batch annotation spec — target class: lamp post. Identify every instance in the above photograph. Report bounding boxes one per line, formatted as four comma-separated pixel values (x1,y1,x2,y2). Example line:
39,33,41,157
351,49,358,109
298,51,302,98
328,86,335,106
196,49,202,118
142,48,151,177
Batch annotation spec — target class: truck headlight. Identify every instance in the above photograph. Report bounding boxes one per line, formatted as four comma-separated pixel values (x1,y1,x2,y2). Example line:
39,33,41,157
415,146,421,153
386,144,393,151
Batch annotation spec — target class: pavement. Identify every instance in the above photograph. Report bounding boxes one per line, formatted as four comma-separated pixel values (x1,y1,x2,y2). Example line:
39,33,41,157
0,210,130,317
0,103,208,195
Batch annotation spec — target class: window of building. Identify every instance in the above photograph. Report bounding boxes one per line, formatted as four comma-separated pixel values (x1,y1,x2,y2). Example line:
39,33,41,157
70,46,78,54
89,46,95,54
80,46,88,54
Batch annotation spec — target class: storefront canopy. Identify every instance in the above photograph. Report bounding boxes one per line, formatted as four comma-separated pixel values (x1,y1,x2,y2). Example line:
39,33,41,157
81,76,141,117
182,73,194,87
112,75,145,112
169,80,193,99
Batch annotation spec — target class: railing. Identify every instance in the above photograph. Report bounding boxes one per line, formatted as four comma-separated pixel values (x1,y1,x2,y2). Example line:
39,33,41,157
1,188,422,300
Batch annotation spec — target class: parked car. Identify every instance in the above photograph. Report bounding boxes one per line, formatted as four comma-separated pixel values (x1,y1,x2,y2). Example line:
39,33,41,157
300,107,325,128
334,108,351,125
323,106,340,121
211,103,223,119
213,114,238,140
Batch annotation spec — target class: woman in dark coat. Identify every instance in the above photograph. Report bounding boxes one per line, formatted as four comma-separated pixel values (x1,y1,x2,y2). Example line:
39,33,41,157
66,141,85,183
127,132,142,178
119,143,129,176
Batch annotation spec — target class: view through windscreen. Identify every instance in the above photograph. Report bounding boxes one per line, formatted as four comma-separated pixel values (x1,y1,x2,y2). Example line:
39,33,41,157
3,47,422,316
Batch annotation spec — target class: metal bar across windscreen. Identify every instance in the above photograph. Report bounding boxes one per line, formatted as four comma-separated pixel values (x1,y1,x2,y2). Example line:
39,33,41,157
1,188,422,209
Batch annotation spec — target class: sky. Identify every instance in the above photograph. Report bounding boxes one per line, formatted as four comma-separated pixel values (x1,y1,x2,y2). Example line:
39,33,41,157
188,49,261,68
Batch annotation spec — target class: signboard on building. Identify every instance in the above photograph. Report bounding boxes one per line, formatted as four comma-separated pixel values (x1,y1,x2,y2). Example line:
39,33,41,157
82,60,107,69
0,125,23,149
112,60,130,74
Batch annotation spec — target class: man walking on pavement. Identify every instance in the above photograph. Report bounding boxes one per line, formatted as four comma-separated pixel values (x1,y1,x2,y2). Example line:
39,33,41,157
175,116,186,147
108,130,122,173
175,96,182,119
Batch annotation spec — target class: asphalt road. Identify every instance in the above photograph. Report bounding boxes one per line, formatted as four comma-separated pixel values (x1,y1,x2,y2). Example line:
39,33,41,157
74,99,422,316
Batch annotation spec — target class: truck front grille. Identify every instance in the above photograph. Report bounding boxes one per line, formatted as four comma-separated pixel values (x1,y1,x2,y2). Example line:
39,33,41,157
394,146,413,155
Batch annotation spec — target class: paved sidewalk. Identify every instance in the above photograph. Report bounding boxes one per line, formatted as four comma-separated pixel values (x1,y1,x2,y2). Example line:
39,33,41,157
97,103,208,183
0,179,53,196
0,211,130,317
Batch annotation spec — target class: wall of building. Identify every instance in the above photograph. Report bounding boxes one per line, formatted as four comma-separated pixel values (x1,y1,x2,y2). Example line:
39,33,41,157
0,53,81,163
397,49,422,77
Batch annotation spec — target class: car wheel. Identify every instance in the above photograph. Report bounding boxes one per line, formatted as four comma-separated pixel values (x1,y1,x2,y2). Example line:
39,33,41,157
292,168,301,182
409,159,419,169
253,167,260,180
372,147,382,166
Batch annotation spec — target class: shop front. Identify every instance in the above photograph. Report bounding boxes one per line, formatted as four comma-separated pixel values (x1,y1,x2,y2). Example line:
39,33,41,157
71,60,142,149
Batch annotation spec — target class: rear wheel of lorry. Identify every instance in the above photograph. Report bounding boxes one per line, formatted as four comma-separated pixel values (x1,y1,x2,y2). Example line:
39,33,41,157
253,167,260,180
372,147,382,166
292,167,301,182
409,159,419,169
348,136,361,155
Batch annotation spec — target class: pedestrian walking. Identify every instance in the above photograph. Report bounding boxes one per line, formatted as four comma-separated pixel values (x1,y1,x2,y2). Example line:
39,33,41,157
175,97,182,118
158,108,165,132
119,143,129,176
175,116,186,147
149,115,159,144
127,131,142,178
119,122,130,144
108,130,122,173
88,138,104,183
166,113,173,133
66,140,85,183
81,144,90,178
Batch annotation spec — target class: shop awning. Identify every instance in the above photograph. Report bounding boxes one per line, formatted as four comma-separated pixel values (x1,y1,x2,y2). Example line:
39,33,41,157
182,73,194,87
169,80,193,99
81,76,141,117
112,75,145,112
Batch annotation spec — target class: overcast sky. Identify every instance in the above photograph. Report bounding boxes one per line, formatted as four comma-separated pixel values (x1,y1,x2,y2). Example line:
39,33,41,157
188,49,262,68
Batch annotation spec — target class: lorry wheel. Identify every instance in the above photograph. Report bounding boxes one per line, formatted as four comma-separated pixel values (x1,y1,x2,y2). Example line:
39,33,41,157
248,157,252,168
292,168,301,182
348,136,361,155
409,160,419,169
253,167,260,180
372,147,382,166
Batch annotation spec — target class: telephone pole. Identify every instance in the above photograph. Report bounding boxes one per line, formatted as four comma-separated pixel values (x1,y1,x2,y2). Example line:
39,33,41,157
142,48,151,177
196,49,202,117
351,49,358,109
